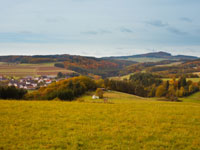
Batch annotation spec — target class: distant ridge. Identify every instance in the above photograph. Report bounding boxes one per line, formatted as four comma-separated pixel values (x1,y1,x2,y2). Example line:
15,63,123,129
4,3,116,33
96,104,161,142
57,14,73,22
103,51,198,62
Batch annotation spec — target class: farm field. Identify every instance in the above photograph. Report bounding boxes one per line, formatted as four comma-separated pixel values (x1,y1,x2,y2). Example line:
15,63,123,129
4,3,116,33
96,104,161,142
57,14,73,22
109,73,134,80
0,91,200,150
0,62,73,77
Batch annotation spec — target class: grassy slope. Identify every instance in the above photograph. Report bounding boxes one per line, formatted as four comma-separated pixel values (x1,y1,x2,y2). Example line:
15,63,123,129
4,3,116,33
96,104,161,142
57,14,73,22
162,78,200,82
181,92,200,103
0,91,200,150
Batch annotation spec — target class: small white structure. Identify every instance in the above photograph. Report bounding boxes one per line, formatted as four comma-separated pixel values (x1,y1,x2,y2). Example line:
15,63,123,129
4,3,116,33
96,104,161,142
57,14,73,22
92,95,99,99
32,83,38,88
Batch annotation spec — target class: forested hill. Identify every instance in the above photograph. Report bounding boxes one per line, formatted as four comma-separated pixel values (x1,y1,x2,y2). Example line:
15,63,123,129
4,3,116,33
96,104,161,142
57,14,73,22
0,55,98,63
120,58,200,78
103,51,198,62
0,54,134,64
0,54,135,78
0,53,199,78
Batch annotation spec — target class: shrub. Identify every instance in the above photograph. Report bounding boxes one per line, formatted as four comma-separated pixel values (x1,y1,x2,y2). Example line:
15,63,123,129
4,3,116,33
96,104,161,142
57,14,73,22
95,88,104,99
54,63,65,68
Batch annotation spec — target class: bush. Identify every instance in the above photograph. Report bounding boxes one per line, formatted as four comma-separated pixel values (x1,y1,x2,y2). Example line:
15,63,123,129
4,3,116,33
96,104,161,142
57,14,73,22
57,89,74,100
95,88,104,99
54,63,65,68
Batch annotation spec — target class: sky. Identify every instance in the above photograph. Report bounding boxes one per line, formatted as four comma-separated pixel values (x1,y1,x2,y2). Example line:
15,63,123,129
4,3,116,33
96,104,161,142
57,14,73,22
0,0,200,57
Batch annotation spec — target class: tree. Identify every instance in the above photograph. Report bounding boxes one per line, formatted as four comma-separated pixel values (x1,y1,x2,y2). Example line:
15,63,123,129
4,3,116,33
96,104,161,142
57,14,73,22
147,84,156,97
57,72,64,78
163,81,169,91
57,89,74,100
129,73,162,87
95,88,104,99
54,63,65,68
0,86,27,99
178,76,187,88
166,85,179,101
189,83,199,94
167,85,176,97
95,79,105,88
178,87,185,97
135,85,147,97
156,85,166,97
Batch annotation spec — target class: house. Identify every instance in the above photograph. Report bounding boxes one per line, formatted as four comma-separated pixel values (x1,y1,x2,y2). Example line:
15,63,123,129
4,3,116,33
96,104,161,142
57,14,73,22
38,79,44,83
0,76,3,81
31,83,38,88
8,80,18,87
47,75,56,79
19,83,26,89
26,81,31,85
24,84,35,90
45,79,52,84
0,76,7,81
34,77,39,81
20,79,25,83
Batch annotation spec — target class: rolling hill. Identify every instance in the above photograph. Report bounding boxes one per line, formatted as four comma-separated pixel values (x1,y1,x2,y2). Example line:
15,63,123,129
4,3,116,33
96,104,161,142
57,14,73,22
0,54,135,78
0,52,199,78
104,51,198,62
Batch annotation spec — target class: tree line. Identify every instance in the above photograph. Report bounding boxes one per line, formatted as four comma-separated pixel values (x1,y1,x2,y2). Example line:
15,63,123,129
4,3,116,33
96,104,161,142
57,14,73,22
25,76,97,101
1,74,199,101
0,86,27,99
104,73,200,100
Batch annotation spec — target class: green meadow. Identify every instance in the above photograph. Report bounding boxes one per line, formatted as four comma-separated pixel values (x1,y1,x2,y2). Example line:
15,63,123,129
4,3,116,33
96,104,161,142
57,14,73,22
0,91,200,150
181,92,200,103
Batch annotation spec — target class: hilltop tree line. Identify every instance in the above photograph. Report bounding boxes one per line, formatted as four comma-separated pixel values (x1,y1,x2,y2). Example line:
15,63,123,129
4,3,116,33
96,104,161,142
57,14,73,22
156,77,199,98
105,73,162,97
104,73,200,100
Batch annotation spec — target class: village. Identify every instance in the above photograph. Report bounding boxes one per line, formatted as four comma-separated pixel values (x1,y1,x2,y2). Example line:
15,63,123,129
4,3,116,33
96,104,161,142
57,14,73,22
0,73,79,90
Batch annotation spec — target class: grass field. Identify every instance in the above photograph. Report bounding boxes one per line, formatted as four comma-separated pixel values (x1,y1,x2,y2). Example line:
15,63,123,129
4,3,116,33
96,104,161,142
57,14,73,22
181,92,200,103
162,78,200,82
0,91,200,150
0,62,73,77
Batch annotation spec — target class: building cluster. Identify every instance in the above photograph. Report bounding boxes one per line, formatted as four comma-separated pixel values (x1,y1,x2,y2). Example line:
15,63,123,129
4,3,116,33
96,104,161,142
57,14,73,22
0,75,56,90
0,73,80,90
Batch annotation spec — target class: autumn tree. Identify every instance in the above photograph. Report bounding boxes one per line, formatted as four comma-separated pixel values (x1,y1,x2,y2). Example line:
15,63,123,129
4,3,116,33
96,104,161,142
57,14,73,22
156,85,166,97
95,88,104,99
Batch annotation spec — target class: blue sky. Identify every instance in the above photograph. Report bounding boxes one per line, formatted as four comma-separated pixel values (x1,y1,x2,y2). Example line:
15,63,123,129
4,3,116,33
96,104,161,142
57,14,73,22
0,0,200,57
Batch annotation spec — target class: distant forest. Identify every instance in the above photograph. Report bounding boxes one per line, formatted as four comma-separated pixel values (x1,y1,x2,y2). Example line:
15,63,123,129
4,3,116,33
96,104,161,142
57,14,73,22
0,53,200,79
0,55,135,78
